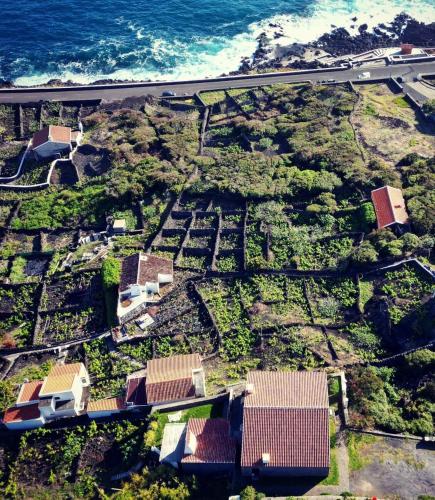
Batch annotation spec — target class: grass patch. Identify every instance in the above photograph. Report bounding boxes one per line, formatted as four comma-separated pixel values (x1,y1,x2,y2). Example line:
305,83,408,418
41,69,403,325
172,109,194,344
347,432,376,471
320,418,339,485
9,256,27,283
153,403,223,446
359,279,374,312
393,96,410,108
200,91,226,106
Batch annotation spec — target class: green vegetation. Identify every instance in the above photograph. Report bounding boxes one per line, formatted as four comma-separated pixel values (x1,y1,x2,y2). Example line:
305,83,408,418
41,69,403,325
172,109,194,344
347,432,376,471
320,419,339,485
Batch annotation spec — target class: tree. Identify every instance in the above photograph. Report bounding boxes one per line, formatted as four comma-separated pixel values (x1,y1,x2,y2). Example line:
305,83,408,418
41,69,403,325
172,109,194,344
353,240,378,264
400,232,421,253
109,466,192,500
240,485,265,500
404,349,435,372
359,202,376,227
101,257,121,290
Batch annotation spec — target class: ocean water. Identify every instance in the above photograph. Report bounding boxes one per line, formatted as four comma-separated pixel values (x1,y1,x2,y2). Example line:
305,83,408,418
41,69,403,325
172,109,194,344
0,0,434,85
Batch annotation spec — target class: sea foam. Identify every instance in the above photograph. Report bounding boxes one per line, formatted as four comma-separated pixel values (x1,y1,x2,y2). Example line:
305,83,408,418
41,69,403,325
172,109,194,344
11,0,435,86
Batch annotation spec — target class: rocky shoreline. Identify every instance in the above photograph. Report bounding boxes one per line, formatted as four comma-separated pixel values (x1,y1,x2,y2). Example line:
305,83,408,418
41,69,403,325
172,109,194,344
239,13,435,73
1,13,434,89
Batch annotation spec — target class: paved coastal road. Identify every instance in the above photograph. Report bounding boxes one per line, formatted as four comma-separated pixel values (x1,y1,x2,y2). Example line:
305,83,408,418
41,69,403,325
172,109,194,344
0,61,434,103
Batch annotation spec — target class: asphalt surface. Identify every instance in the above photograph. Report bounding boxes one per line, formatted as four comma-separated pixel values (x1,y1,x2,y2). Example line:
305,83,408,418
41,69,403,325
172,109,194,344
0,61,434,103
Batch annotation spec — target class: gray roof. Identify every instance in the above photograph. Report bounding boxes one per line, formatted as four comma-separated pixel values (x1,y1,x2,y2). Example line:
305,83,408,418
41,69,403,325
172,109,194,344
160,423,187,466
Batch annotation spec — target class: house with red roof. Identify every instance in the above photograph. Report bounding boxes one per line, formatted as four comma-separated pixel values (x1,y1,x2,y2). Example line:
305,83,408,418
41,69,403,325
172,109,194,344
87,397,126,419
241,371,330,477
160,418,236,475
146,353,206,406
32,125,78,160
117,252,173,324
371,185,409,233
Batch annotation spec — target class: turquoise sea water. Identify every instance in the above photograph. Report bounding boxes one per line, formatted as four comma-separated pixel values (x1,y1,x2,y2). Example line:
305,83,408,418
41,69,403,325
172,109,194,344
1,0,434,84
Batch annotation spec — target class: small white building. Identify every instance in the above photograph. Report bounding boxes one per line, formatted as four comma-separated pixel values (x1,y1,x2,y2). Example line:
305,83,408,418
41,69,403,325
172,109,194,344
113,219,127,234
117,252,173,323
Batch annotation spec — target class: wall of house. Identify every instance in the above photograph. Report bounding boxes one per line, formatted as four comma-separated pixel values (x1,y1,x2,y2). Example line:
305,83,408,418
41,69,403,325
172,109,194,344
181,462,234,475
241,466,329,477
87,409,122,419
34,141,71,159
5,417,45,431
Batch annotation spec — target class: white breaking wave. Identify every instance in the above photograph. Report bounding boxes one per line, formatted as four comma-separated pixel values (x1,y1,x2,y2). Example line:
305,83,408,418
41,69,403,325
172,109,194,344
13,0,435,86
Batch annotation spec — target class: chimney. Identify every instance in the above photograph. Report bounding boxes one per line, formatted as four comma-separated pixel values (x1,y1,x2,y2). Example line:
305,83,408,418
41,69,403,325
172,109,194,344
192,368,206,397
184,431,197,455
262,453,270,465
245,383,254,395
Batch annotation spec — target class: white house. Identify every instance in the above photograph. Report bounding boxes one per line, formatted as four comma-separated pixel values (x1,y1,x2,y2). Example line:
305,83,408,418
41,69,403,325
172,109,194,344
2,363,90,430
32,125,82,160
38,363,90,421
117,252,173,323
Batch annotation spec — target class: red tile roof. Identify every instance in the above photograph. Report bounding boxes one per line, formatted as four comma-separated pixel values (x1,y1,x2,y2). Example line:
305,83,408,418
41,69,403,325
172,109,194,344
3,403,41,423
146,354,202,404
125,377,147,406
146,378,195,405
182,418,236,464
241,371,329,470
371,186,409,229
245,371,329,408
32,125,71,149
119,253,173,292
17,380,43,404
87,397,126,412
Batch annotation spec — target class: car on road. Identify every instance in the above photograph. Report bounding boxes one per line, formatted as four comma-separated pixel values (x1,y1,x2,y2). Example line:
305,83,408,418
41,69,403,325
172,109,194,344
358,72,371,80
161,90,176,97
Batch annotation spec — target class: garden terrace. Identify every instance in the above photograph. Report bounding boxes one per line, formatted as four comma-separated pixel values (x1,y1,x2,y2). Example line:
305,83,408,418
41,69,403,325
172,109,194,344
41,229,77,253
21,105,40,138
0,104,18,140
34,304,105,345
359,263,435,347
109,234,148,258
0,141,26,178
1,231,40,256
6,255,49,284
0,202,16,227
245,201,365,271
40,271,104,312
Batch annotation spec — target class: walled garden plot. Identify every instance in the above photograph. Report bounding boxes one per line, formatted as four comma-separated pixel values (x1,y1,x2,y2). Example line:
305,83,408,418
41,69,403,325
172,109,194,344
260,326,326,370
0,202,15,226
0,141,26,177
246,202,364,271
0,284,38,347
305,277,359,326
359,263,435,345
353,83,435,166
8,255,49,284
21,105,40,137
0,104,17,140
33,271,106,345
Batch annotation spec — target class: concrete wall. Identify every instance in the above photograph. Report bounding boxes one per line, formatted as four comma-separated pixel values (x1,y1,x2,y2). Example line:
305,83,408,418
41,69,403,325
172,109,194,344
241,466,329,477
